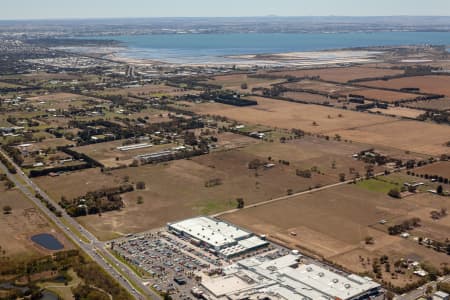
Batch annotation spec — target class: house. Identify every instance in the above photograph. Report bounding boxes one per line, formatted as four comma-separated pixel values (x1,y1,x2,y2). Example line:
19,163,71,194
433,291,450,300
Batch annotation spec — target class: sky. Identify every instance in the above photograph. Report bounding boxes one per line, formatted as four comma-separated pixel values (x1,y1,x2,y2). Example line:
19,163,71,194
1,0,450,20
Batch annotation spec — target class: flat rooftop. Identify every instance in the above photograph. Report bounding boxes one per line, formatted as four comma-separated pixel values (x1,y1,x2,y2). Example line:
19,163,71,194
202,254,381,300
168,216,252,249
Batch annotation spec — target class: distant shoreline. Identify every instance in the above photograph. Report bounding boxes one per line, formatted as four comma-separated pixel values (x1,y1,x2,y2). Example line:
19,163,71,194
72,31,449,66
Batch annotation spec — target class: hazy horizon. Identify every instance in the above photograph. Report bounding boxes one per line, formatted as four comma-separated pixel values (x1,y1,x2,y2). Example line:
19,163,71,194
1,0,449,20
2,15,450,21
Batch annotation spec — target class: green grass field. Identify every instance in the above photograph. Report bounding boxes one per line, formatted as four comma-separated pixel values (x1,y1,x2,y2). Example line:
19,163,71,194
356,178,399,194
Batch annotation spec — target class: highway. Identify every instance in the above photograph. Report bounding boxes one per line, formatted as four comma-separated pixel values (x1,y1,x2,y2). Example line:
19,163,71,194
0,149,160,300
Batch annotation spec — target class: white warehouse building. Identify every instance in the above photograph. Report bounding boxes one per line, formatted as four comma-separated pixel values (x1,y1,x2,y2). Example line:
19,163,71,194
200,254,381,300
167,217,268,257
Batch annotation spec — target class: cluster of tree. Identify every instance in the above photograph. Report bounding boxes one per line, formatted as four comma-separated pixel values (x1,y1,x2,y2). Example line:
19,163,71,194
0,173,15,189
92,93,128,106
296,169,312,178
6,116,39,127
417,110,450,125
215,95,258,107
430,208,448,220
261,85,287,97
35,192,62,217
388,188,402,199
388,218,421,235
418,236,450,255
236,198,244,209
2,145,23,167
61,184,134,217
372,255,390,279
0,249,131,300
204,178,223,188
248,159,265,170
29,162,91,178
59,146,103,168
407,170,449,186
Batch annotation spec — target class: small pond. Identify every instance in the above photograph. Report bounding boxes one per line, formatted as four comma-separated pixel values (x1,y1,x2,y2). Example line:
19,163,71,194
40,290,59,300
0,282,30,293
31,233,64,251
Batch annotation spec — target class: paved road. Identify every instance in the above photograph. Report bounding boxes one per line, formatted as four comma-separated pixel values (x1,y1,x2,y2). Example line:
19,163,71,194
0,150,160,300
396,276,450,300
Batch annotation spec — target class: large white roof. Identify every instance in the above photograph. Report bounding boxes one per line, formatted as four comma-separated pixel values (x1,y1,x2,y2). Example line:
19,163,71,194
202,254,380,300
169,217,251,248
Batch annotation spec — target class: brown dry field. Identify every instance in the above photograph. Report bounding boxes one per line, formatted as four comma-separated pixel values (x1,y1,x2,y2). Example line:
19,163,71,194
412,161,450,179
281,91,341,105
283,80,357,95
205,74,285,92
221,185,450,274
364,75,450,97
99,84,197,97
406,98,450,111
185,96,393,134
332,120,450,155
368,107,424,119
33,137,75,149
27,92,106,110
0,189,72,262
34,168,121,200
348,88,418,103
283,80,419,102
182,96,450,155
37,136,382,240
267,67,404,83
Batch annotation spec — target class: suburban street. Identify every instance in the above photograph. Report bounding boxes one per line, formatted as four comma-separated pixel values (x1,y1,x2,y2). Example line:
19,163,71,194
396,276,450,300
0,150,161,300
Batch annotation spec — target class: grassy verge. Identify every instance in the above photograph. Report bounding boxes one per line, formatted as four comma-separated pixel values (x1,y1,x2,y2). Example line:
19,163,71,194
110,250,152,279
60,218,90,244
96,250,153,300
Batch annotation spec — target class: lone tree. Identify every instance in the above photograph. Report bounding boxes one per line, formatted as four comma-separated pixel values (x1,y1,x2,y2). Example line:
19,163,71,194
388,188,401,199
364,236,374,245
437,185,443,195
3,205,12,214
136,181,146,190
236,198,244,209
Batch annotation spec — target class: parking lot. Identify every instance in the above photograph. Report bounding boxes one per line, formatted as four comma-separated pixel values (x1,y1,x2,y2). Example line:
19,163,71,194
112,229,278,299
111,228,387,300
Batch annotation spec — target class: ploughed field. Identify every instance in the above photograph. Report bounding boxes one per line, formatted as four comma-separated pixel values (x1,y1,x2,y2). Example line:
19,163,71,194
181,96,450,155
363,75,450,97
265,66,405,83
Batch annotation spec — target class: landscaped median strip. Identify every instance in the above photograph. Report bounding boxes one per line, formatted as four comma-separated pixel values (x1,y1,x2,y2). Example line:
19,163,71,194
60,218,90,244
96,248,155,300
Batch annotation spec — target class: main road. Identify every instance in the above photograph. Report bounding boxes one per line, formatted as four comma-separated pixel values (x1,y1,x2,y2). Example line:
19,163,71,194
0,149,160,300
